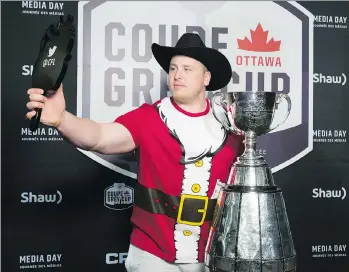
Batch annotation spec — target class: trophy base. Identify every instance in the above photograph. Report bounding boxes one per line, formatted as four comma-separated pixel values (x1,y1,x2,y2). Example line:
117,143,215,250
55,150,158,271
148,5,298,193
206,255,296,272
205,185,296,272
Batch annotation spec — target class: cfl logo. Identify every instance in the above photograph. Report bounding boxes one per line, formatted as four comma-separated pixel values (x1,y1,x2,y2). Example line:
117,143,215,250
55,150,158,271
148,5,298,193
43,58,55,67
106,253,128,264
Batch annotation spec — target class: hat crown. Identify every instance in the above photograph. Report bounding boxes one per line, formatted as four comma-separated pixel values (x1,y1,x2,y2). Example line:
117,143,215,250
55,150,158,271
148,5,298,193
175,33,206,48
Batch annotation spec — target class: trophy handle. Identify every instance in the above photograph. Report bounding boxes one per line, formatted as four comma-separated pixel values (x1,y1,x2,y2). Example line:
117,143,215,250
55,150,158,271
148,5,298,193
211,92,244,136
266,93,292,133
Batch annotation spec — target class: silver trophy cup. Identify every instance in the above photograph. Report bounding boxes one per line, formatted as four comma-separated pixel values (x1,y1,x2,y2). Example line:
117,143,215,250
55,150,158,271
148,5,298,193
205,91,296,272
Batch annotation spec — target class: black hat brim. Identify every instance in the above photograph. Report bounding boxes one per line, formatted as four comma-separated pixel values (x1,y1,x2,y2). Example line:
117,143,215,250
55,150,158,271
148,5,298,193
151,43,232,91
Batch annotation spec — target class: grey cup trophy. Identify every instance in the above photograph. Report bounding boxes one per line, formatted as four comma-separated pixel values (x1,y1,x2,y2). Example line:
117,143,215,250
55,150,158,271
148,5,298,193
205,91,296,272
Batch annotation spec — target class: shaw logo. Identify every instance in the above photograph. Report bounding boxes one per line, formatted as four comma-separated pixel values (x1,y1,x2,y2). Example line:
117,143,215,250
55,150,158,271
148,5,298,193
21,191,62,204
106,252,128,264
312,187,346,200
104,183,134,210
77,1,313,178
313,73,347,85
22,65,33,76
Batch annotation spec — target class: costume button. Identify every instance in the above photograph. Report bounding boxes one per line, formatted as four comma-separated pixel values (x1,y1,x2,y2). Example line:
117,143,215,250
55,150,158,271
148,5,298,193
191,184,201,193
172,205,177,210
195,160,203,167
183,230,192,236
155,199,160,203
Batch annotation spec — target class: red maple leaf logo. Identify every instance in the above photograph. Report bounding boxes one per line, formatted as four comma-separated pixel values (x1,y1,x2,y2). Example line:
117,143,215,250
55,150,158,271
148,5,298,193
237,23,281,52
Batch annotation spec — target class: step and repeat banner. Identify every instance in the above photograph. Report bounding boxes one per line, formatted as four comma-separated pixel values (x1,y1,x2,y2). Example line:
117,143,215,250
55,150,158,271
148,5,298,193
2,1,349,271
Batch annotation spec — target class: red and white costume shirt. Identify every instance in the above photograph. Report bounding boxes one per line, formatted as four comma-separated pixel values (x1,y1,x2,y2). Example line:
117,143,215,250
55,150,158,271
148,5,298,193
115,96,243,264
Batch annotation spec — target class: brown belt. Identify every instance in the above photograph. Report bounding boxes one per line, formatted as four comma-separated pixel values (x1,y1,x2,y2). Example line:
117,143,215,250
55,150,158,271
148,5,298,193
134,183,217,226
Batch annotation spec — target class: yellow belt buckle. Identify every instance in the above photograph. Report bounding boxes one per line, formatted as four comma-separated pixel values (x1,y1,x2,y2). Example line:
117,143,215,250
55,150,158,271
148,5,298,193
176,194,209,226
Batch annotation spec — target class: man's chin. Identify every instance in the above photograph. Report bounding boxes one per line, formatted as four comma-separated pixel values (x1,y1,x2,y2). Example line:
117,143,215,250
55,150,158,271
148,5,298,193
171,94,191,104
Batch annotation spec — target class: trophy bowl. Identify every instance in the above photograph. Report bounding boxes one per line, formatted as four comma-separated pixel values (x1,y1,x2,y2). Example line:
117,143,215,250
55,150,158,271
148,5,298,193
211,91,291,137
211,91,291,168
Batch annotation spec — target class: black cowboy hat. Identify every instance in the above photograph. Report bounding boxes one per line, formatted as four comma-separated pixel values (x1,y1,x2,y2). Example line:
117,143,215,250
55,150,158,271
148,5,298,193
151,33,232,91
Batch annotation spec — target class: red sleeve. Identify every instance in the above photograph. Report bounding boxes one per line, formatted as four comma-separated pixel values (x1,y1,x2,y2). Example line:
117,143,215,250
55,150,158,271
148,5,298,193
114,103,152,147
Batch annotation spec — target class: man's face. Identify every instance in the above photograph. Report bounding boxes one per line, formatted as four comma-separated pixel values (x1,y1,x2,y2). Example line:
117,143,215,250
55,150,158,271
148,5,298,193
168,55,211,103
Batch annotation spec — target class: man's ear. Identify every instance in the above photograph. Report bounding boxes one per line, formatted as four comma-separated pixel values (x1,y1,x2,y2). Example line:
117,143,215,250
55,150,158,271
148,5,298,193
204,71,211,87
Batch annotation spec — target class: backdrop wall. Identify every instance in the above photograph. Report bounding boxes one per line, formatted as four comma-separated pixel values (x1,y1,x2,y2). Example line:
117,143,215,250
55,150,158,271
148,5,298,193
2,1,349,271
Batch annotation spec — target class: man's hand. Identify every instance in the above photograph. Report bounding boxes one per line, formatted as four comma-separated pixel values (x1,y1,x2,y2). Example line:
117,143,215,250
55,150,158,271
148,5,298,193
26,84,66,128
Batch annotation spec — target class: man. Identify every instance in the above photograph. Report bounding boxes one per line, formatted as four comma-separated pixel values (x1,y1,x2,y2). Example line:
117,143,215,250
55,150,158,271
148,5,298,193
26,33,244,272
